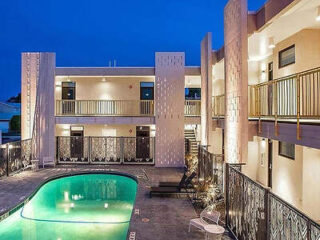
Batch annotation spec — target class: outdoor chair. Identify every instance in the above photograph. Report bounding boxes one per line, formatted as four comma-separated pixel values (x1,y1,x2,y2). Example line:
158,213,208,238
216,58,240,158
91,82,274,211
188,206,221,233
42,156,55,168
149,172,196,198
158,172,188,187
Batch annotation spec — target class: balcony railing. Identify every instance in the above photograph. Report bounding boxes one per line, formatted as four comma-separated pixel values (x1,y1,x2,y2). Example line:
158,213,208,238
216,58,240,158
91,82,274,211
249,67,320,120
56,100,154,116
212,95,225,118
184,100,201,116
56,136,155,165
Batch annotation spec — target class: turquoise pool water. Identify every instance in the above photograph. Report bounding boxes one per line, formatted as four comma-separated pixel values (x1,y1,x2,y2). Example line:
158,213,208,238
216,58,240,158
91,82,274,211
0,173,138,240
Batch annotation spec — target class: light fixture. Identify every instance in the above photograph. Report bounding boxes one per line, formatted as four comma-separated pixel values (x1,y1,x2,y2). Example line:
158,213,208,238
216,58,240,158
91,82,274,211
67,76,71,82
102,77,106,82
268,37,275,49
104,203,109,209
64,192,69,201
70,203,75,208
317,6,320,21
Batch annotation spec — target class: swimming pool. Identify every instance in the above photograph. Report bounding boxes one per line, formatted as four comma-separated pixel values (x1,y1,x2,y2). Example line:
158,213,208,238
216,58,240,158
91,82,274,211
0,173,138,240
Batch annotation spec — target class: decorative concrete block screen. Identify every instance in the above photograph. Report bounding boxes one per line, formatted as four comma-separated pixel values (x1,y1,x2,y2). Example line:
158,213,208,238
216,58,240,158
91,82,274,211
224,0,248,163
155,52,185,167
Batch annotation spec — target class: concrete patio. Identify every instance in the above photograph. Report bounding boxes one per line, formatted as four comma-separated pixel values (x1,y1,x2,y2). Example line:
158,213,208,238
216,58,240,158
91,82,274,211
0,166,232,240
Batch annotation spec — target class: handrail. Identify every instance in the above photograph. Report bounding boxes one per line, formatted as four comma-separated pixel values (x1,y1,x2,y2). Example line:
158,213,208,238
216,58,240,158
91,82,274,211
184,100,201,116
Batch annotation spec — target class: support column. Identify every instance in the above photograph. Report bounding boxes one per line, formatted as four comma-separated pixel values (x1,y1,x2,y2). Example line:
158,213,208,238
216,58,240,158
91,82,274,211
155,52,185,167
21,52,56,165
201,33,213,149
224,0,248,163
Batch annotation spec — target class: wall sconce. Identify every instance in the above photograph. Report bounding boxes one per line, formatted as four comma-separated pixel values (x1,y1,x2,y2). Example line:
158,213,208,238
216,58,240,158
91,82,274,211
268,37,275,49
102,77,106,82
316,6,320,21
260,138,266,154
67,76,71,82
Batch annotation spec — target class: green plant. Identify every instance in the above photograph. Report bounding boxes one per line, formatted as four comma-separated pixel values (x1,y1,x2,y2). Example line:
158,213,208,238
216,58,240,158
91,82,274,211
9,115,21,132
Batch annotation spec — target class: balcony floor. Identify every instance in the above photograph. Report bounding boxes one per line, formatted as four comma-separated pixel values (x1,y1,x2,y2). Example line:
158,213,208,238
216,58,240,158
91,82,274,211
0,165,232,240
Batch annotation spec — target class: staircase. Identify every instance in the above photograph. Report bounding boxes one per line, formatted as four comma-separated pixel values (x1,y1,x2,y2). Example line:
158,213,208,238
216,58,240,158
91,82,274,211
184,129,198,155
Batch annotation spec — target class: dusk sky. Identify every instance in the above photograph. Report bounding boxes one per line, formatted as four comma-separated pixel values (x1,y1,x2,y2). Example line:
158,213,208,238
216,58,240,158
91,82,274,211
0,0,266,101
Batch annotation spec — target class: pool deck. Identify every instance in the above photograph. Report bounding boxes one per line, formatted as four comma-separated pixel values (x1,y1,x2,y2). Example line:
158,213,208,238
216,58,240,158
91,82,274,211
0,165,233,240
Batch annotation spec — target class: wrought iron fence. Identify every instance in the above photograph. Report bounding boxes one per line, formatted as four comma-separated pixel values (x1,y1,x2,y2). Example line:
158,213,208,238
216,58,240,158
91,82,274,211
56,136,155,165
185,100,201,116
0,139,32,177
225,164,320,240
56,100,155,116
198,146,224,191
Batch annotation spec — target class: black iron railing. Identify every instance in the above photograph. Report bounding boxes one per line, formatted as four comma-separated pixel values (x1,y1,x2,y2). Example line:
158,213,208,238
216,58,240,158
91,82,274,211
225,163,320,240
56,136,155,165
0,139,32,177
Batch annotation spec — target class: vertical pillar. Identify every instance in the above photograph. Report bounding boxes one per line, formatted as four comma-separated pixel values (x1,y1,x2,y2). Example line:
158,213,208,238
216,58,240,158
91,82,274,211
155,52,185,167
224,0,248,163
201,33,213,149
22,52,56,164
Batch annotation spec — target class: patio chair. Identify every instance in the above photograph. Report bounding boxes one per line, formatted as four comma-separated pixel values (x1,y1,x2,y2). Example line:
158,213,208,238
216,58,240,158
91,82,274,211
42,156,55,168
158,172,188,187
188,206,221,233
149,172,196,198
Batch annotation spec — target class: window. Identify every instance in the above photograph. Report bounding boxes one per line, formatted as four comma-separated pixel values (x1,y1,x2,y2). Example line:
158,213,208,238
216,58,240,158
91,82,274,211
279,45,295,68
185,88,201,100
140,82,154,100
62,82,76,100
268,62,273,81
279,141,295,160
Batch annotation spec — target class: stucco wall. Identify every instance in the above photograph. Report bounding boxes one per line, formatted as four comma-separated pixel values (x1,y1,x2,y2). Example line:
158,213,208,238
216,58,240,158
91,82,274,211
55,77,154,101
210,128,223,155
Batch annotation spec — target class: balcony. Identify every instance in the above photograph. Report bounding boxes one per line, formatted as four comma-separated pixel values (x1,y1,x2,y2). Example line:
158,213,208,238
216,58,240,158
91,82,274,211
56,100,154,116
212,67,320,122
56,99,201,117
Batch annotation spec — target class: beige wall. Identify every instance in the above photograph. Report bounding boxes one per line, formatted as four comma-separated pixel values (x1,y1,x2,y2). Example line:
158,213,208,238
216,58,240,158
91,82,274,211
56,124,155,137
212,59,225,96
302,147,320,222
210,128,223,155
55,77,154,101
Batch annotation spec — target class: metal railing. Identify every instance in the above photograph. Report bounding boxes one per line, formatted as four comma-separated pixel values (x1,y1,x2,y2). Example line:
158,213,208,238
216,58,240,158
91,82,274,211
0,139,32,177
198,146,224,192
212,95,225,118
56,136,155,165
56,100,154,116
185,100,201,116
225,163,320,240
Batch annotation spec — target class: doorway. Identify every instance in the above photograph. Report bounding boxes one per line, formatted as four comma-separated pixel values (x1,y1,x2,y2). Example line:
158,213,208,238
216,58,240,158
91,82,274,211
62,82,76,115
268,139,273,188
136,126,150,159
140,82,154,115
70,126,84,160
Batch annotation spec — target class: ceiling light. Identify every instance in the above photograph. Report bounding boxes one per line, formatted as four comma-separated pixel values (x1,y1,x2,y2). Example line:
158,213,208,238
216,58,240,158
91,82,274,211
268,37,275,49
316,6,320,21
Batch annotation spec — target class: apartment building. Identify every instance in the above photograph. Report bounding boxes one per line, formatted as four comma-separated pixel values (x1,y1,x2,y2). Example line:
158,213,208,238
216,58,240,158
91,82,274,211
207,0,320,223
21,52,201,168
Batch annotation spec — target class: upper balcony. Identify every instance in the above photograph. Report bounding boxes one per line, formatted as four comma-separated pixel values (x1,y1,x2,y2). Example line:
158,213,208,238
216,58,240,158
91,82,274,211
212,66,320,122
54,75,201,118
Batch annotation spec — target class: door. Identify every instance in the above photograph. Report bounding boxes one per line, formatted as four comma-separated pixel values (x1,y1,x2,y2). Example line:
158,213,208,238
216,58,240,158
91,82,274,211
136,126,150,159
70,127,84,160
62,82,76,115
268,62,273,115
140,82,154,115
268,139,273,188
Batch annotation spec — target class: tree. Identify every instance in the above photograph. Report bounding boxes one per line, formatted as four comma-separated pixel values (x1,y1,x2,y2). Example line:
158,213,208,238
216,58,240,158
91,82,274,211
9,115,21,133
7,93,21,103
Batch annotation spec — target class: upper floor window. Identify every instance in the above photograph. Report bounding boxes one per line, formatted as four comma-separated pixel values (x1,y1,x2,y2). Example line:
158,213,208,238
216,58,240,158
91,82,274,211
140,82,154,100
278,141,295,160
62,82,76,100
185,88,201,100
279,45,295,68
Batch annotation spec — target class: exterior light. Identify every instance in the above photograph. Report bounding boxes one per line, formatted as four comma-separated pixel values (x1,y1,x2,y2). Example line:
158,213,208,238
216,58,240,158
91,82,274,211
268,37,275,49
67,76,71,82
102,77,106,82
64,191,69,201
8,145,13,149
70,203,75,208
104,203,109,209
317,6,320,21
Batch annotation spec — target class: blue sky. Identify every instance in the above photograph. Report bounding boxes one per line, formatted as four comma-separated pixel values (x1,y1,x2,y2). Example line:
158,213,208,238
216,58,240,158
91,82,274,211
0,0,266,101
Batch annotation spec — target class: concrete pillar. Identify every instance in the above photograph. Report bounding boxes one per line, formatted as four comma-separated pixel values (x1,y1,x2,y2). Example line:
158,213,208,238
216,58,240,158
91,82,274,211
155,52,185,167
201,33,213,149
22,52,56,164
224,0,248,163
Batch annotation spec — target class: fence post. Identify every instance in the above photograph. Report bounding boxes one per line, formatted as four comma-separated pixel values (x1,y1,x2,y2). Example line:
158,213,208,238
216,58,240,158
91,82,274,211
225,163,230,228
265,187,270,240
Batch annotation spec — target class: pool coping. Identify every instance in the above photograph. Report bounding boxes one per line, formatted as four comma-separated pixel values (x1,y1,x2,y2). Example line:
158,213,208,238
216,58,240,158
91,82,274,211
0,170,138,225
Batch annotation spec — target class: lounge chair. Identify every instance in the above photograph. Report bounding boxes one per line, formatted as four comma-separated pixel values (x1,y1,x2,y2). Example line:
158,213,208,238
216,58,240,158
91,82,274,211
188,206,221,232
149,172,196,198
158,172,188,187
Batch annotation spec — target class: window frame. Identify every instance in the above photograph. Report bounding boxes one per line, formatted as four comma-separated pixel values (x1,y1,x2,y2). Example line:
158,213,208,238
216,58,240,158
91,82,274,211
278,44,295,69
278,141,295,160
